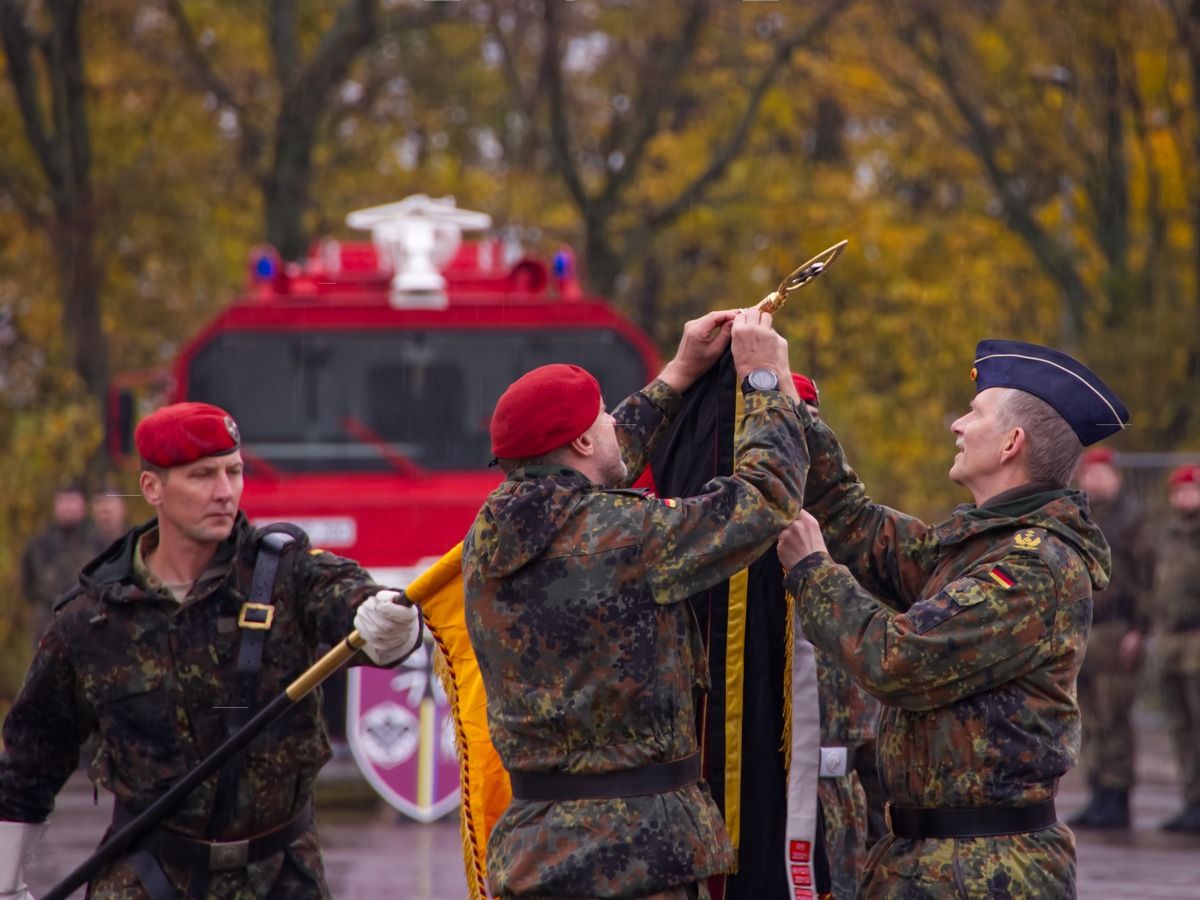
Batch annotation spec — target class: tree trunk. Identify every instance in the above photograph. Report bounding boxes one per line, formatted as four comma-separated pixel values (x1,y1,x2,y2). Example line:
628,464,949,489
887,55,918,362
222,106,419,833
263,114,317,262
54,213,107,398
0,0,108,399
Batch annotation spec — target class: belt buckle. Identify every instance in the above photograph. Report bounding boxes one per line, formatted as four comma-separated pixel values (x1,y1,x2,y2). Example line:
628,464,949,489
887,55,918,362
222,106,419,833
208,838,250,870
237,602,274,630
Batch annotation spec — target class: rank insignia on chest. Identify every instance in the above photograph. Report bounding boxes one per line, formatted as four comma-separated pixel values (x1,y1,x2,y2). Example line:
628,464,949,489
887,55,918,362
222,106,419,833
988,566,1015,589
1013,530,1042,550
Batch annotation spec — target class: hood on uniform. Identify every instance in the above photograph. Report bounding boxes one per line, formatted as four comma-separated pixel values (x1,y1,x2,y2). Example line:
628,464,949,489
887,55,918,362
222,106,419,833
971,339,1128,447
469,469,604,579
952,488,1114,593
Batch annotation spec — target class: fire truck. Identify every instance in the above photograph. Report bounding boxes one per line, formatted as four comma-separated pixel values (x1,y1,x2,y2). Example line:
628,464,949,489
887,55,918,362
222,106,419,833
107,195,660,821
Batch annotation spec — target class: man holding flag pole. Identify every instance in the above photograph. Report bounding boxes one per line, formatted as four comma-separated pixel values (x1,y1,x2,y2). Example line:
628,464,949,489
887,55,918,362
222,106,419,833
461,305,809,899
0,402,423,900
778,340,1129,897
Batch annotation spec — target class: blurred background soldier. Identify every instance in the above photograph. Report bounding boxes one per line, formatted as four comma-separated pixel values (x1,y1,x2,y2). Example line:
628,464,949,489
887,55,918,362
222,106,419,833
1068,447,1156,829
90,481,130,544
1154,463,1200,833
18,481,108,647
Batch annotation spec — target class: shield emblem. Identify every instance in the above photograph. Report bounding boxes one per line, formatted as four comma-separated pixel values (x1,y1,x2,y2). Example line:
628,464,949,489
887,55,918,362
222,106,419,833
347,635,461,822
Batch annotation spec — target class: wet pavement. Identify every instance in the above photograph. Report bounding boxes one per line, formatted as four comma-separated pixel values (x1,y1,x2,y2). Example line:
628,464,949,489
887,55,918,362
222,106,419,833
25,709,1200,899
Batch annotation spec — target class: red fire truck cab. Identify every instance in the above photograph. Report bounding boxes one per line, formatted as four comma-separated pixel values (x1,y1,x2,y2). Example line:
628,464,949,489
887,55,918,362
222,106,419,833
110,195,659,585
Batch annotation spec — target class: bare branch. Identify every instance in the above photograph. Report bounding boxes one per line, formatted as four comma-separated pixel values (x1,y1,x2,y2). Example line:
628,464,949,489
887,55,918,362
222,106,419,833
541,0,588,212
647,1,843,230
268,0,300,85
911,17,1093,334
0,0,59,190
596,0,715,216
161,0,247,118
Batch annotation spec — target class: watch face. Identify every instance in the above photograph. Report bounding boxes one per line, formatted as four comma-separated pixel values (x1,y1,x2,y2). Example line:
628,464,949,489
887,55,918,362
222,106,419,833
748,369,778,390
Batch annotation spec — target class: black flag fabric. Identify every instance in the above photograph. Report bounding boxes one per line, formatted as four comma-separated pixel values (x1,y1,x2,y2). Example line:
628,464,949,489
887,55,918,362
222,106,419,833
648,350,827,900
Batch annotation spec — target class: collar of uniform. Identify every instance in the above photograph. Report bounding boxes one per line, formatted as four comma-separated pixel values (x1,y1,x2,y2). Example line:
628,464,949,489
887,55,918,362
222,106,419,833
132,519,243,601
969,481,1072,519
508,464,587,483
132,527,181,600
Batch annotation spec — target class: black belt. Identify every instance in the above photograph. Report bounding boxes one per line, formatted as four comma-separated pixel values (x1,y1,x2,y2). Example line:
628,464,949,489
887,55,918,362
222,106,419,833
113,802,313,871
508,751,702,801
887,800,1057,839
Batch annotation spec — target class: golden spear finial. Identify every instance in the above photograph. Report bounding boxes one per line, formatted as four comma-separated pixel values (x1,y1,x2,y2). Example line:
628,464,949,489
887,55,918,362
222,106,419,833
755,239,848,313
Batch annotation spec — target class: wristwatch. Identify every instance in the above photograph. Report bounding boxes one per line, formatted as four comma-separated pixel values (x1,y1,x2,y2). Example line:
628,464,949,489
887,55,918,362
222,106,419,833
741,368,780,394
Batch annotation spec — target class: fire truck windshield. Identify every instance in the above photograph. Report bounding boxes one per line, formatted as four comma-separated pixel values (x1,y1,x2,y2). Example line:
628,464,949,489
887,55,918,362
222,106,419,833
186,327,648,473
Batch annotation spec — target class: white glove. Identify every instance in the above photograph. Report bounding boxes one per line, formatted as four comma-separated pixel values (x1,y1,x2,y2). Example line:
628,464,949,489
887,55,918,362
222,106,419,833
0,820,48,899
354,590,422,665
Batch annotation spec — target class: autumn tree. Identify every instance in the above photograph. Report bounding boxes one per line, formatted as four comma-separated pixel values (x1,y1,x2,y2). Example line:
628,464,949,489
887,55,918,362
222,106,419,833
154,0,457,262
478,0,843,332
0,0,106,399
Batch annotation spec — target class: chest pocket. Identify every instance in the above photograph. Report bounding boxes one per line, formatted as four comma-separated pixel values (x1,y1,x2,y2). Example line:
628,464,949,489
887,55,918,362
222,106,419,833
905,579,990,636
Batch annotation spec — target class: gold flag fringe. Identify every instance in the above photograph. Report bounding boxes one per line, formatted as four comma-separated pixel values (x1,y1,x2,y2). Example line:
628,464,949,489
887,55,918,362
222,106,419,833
429,627,489,900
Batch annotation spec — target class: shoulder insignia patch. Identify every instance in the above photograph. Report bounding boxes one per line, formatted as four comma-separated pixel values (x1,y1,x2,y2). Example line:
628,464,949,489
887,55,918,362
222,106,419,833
309,548,324,556
988,566,1015,589
1013,530,1042,550
661,498,678,508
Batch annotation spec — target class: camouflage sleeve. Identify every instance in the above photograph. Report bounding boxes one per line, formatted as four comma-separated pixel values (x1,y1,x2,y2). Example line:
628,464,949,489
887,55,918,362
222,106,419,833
0,626,89,822
643,390,807,604
789,550,1058,711
290,544,379,648
612,378,684,488
802,416,938,612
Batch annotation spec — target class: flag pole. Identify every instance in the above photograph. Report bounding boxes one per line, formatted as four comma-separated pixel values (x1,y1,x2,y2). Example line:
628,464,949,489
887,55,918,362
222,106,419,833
43,630,367,900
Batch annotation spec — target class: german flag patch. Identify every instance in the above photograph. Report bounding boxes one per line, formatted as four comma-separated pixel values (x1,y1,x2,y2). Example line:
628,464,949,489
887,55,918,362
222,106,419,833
661,498,678,508
988,566,1015,589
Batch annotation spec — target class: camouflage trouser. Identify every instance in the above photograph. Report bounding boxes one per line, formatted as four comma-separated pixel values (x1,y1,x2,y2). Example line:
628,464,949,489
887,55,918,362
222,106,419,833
1161,669,1200,806
1076,662,1138,789
818,771,868,899
858,822,1075,899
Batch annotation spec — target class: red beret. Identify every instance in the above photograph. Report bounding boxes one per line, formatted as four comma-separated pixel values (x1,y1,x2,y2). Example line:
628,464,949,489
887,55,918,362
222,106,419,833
491,364,601,458
791,373,819,406
1169,464,1200,487
135,402,241,467
1081,447,1117,467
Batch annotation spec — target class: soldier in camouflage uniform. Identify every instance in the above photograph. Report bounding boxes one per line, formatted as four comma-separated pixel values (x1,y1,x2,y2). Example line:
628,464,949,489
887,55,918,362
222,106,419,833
464,308,808,899
1155,463,1200,833
1068,447,1156,829
777,339,1128,898
19,482,109,646
0,402,422,900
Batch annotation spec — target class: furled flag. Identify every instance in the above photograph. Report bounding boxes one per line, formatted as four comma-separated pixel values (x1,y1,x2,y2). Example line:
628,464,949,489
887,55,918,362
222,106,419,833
646,348,825,900
405,543,510,900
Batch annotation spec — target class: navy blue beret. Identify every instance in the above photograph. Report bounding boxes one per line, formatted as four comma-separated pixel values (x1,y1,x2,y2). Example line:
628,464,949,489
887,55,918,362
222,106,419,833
971,339,1128,446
